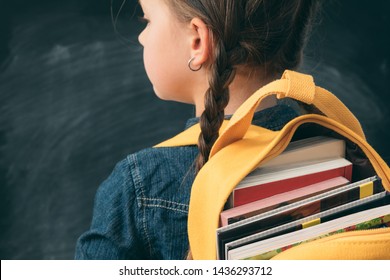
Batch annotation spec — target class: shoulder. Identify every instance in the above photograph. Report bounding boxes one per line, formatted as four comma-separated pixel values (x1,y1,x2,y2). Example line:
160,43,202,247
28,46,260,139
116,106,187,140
127,146,198,182
252,99,302,130
105,145,196,214
103,145,198,187
93,144,197,220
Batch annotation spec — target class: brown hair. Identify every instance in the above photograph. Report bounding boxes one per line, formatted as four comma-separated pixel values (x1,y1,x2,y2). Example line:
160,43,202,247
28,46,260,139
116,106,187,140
165,0,320,174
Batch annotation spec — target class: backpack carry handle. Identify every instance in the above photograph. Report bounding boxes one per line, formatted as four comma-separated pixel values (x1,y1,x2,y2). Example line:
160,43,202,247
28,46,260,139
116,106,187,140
210,70,365,158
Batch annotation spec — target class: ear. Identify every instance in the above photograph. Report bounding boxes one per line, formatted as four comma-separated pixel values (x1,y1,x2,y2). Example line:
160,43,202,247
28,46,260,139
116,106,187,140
189,18,211,68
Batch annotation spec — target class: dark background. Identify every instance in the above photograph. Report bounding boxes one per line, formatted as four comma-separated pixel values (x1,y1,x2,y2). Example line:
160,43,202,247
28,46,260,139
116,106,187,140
0,0,389,259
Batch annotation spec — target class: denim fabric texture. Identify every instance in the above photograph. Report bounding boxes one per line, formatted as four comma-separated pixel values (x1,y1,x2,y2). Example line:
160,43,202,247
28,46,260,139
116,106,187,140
75,101,300,259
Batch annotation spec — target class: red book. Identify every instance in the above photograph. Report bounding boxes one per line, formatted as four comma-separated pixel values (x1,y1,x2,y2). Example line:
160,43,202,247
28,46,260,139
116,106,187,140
221,176,350,226
231,158,353,207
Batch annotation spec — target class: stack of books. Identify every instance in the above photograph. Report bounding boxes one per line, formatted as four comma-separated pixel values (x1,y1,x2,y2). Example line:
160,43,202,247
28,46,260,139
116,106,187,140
217,136,390,260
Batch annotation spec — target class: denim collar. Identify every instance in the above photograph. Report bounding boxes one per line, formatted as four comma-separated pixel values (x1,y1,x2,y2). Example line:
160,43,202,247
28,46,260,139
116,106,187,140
184,99,301,132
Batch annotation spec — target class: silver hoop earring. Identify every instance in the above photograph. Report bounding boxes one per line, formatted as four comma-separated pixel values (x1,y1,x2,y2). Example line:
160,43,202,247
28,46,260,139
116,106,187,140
188,57,203,72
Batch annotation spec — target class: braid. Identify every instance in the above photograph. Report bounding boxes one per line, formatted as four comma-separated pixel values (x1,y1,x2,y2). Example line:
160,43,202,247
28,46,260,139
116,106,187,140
195,41,236,172
193,0,243,173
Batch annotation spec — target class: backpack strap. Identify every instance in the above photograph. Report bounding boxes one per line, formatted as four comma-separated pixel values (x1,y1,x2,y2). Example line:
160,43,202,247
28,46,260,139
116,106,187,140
211,70,365,158
154,122,201,147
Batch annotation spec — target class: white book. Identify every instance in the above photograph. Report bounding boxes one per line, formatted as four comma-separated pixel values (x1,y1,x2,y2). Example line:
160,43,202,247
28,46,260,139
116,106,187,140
256,136,346,170
236,157,351,190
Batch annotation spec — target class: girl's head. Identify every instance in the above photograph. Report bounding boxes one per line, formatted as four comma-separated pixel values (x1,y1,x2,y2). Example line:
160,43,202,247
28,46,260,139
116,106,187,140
138,0,319,172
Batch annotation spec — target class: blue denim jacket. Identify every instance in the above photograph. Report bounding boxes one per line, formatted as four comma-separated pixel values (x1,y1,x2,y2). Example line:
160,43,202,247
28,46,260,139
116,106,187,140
74,102,300,259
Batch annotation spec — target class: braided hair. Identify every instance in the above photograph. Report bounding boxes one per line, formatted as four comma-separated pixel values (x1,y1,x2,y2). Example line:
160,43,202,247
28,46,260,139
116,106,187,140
166,0,320,172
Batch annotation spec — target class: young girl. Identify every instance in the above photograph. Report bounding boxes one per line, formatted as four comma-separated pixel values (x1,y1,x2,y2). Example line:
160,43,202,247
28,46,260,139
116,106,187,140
75,0,319,259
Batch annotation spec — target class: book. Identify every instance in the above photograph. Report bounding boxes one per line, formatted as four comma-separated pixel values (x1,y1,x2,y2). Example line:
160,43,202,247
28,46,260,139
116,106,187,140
231,157,353,207
220,176,350,227
257,136,346,169
227,204,390,260
216,176,383,259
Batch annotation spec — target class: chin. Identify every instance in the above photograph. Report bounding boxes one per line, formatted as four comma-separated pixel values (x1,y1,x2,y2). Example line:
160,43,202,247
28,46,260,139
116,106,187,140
153,89,171,101
153,88,193,104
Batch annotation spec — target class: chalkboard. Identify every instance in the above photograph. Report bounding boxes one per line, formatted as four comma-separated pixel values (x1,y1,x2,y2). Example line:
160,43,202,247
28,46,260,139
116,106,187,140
0,0,389,259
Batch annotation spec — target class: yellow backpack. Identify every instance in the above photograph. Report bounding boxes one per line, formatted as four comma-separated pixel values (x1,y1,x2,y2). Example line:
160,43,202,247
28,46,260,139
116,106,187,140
156,70,390,260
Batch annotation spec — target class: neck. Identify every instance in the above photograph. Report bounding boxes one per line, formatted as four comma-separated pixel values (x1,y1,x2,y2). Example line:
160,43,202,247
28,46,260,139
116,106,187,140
194,68,278,117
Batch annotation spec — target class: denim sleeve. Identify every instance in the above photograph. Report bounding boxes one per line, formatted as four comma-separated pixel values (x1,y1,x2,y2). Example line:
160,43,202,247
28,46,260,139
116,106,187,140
74,159,147,259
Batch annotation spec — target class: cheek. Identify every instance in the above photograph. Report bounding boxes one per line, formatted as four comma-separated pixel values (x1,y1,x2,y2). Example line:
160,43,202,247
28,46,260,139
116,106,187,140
142,39,192,102
143,47,172,91
142,46,158,83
